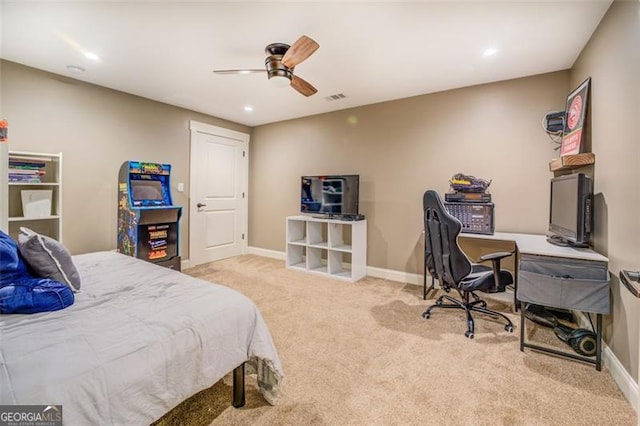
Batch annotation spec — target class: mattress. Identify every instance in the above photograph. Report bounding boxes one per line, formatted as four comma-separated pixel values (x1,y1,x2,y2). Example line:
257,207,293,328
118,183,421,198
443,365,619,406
0,251,283,424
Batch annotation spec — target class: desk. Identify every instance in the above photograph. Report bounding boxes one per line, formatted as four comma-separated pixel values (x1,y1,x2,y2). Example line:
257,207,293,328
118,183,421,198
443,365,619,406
459,232,608,301
427,231,610,370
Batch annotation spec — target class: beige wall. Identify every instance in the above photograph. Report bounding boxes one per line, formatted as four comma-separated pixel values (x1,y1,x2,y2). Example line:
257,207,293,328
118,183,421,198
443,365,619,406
0,60,250,257
570,0,640,381
250,71,570,274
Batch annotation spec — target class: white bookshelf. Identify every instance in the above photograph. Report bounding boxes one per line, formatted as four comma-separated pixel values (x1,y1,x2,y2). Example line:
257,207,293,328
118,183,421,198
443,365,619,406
4,151,63,242
286,215,367,282
0,142,7,233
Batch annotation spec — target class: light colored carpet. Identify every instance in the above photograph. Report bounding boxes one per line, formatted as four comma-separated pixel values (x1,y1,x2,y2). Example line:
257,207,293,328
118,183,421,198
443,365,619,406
156,254,636,425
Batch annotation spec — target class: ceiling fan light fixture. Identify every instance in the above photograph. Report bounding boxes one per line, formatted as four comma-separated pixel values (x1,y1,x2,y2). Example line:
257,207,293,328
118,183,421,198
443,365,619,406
268,74,291,88
213,35,318,96
265,55,293,88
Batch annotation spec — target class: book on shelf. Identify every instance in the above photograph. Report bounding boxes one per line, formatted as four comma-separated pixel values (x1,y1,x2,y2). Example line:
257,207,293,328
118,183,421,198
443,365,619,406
9,177,44,183
8,168,45,174
9,160,46,168
8,158,47,184
8,170,46,183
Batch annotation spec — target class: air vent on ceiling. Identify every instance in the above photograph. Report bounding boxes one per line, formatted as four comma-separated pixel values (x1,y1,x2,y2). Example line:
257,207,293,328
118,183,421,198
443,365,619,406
325,93,346,101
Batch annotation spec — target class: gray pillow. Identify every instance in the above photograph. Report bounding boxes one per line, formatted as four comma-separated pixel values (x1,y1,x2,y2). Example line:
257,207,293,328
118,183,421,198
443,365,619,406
17,227,81,292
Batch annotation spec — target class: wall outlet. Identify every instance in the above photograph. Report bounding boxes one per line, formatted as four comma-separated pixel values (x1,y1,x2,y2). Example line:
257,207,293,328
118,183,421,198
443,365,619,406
177,182,184,192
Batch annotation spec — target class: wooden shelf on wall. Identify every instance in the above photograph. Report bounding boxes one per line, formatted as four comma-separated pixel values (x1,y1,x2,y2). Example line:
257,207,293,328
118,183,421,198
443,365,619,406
549,153,595,172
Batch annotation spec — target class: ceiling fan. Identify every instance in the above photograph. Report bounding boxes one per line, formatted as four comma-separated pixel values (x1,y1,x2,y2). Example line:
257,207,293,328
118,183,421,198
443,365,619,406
213,35,319,97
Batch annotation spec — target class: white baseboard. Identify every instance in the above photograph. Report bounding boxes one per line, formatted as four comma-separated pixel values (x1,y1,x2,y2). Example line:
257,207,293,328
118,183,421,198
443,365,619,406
573,311,638,412
247,246,636,410
603,343,638,413
366,265,424,286
247,246,286,260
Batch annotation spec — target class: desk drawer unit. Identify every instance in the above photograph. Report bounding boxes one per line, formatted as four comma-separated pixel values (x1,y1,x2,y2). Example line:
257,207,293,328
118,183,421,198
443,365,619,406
518,254,610,314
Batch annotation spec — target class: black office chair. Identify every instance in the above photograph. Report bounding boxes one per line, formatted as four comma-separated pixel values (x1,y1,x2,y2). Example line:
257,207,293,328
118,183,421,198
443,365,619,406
421,190,514,339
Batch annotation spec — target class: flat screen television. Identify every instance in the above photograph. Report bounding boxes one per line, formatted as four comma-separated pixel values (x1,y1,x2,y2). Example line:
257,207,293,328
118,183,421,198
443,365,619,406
301,175,360,218
548,173,593,247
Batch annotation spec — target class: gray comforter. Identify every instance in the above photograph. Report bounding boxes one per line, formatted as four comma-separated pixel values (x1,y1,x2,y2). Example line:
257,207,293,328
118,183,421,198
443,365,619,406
0,251,283,424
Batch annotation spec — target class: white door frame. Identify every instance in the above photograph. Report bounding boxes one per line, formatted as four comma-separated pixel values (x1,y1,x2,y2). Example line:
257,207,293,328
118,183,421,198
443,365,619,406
188,120,250,266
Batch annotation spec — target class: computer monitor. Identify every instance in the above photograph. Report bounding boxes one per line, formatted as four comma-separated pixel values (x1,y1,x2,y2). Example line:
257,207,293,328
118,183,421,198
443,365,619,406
548,173,593,247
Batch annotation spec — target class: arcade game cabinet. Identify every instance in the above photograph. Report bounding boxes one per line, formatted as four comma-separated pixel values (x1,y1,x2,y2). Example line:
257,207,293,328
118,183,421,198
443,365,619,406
117,161,182,270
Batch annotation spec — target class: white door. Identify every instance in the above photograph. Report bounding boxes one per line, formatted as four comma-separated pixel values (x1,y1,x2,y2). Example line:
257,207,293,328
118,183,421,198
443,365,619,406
189,121,249,267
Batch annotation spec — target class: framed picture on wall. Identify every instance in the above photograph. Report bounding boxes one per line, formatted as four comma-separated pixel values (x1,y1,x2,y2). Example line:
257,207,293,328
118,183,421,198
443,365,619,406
560,77,591,156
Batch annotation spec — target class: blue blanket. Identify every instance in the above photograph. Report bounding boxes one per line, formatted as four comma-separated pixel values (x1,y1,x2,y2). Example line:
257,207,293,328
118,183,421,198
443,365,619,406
0,231,74,314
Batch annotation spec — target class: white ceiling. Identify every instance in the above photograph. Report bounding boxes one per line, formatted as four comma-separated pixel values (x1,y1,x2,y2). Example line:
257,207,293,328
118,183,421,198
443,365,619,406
1,1,612,127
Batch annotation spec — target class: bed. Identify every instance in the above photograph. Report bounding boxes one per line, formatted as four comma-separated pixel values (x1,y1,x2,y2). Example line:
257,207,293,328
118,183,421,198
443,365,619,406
0,251,283,424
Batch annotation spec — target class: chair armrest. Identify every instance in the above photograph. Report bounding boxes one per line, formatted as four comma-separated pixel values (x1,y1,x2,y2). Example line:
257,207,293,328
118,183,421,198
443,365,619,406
479,251,513,262
478,251,514,293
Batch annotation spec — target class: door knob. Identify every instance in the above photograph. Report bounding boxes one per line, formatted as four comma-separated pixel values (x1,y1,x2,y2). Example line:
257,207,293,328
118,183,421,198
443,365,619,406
197,202,207,208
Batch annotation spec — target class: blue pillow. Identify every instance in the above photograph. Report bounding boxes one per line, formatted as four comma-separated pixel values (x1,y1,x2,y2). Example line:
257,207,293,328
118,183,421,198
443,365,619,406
0,230,29,280
0,278,75,314
0,231,74,314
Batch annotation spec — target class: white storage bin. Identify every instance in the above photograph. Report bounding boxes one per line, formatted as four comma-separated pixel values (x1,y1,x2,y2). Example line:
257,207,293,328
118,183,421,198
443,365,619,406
21,190,53,218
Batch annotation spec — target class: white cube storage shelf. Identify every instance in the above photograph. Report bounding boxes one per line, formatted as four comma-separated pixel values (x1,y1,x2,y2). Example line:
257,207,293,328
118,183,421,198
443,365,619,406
286,215,367,282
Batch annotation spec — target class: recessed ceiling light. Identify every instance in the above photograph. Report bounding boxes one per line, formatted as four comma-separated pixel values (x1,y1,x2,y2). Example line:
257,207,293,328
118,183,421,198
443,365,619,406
244,105,254,112
483,48,498,57
66,65,85,74
84,52,100,61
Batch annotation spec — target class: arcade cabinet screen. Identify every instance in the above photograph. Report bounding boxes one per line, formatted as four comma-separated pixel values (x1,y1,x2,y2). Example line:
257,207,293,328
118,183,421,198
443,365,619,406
131,180,164,201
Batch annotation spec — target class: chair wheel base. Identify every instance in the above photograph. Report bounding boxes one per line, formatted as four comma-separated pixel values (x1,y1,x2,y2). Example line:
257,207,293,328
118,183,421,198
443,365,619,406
465,331,474,339
505,324,514,333
422,311,431,319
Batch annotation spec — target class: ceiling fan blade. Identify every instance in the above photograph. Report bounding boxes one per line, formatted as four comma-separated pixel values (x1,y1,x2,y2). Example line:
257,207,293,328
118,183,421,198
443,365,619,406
213,69,265,75
281,35,319,68
291,75,317,97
